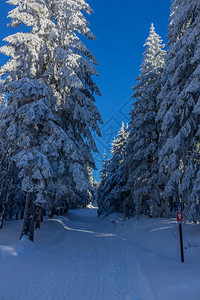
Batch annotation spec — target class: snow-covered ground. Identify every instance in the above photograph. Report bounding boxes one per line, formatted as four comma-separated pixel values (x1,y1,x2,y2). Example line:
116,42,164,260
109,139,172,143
0,203,200,300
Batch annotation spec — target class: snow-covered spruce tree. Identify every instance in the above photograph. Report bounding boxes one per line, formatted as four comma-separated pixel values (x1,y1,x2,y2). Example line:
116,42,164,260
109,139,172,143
87,165,94,188
0,91,24,228
86,165,95,203
100,150,108,180
0,0,102,240
97,122,129,215
0,120,25,228
157,0,200,221
93,150,108,204
0,156,25,228
0,94,6,111
125,24,166,217
0,138,11,229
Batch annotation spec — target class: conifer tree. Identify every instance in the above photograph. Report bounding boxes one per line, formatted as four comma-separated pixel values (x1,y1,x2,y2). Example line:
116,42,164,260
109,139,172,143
86,165,95,203
157,0,200,221
98,122,129,215
0,93,6,110
0,0,102,240
100,150,108,180
87,166,94,188
125,24,166,217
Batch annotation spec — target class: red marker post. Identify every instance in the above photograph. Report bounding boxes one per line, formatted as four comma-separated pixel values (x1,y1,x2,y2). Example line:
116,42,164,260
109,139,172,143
177,212,184,262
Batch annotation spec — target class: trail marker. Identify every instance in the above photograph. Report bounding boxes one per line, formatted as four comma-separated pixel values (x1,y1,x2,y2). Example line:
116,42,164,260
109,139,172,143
177,212,183,222
177,211,184,263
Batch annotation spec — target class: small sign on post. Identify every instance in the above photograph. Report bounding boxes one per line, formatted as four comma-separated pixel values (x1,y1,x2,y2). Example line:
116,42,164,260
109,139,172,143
177,212,183,222
177,212,184,263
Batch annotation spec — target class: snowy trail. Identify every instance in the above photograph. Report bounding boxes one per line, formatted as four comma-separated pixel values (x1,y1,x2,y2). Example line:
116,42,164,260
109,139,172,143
0,204,155,300
1,204,200,300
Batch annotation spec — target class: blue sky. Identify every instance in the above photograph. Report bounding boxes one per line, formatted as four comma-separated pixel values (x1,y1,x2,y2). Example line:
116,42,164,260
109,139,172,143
0,0,171,180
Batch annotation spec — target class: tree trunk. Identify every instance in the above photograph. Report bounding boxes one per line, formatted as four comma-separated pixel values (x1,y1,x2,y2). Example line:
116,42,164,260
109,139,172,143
9,208,12,220
48,207,55,219
41,209,44,222
20,193,34,241
64,203,69,214
0,205,6,229
125,196,130,220
20,209,24,219
35,206,42,229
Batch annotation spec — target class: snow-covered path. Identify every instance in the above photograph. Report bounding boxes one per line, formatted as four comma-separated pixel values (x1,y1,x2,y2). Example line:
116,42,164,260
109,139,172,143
0,204,155,300
1,204,200,300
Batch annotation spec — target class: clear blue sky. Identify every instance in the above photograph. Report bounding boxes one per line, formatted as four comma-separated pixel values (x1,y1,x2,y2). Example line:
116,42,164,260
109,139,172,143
0,0,171,180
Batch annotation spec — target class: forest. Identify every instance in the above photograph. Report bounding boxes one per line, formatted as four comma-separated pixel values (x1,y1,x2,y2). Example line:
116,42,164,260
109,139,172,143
0,0,200,243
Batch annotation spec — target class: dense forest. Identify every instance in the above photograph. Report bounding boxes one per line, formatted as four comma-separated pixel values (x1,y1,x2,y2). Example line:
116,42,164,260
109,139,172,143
0,0,200,242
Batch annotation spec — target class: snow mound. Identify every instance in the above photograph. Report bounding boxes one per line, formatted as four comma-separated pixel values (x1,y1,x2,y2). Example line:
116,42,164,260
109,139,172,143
0,235,41,259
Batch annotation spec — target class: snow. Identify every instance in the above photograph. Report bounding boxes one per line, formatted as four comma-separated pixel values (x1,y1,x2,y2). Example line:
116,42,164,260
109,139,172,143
0,203,200,300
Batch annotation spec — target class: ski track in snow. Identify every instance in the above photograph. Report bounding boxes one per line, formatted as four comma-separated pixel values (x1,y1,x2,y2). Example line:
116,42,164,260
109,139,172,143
0,204,156,300
2,204,200,300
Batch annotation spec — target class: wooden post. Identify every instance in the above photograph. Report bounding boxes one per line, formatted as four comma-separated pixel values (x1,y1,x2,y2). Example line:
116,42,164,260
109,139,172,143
179,223,184,263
